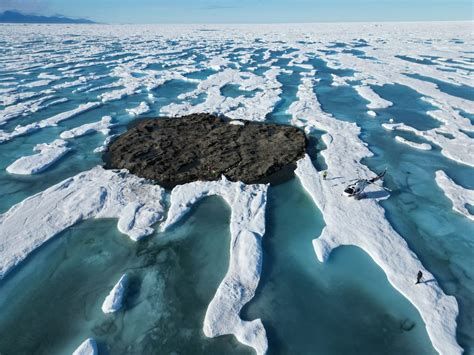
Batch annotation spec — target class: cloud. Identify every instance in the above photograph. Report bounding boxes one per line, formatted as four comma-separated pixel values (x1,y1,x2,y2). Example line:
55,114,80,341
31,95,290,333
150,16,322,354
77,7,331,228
0,0,48,14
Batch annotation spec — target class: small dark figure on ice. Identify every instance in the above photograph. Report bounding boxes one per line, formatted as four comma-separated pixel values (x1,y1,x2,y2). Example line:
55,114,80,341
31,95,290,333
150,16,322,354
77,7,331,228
416,270,423,284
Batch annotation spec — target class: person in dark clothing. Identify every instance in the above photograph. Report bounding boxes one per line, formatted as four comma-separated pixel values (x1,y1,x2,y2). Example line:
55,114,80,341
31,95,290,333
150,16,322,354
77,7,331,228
416,270,423,284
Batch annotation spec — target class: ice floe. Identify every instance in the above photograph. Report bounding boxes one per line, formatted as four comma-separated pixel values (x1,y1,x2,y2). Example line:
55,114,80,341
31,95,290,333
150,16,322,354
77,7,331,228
126,101,150,116
102,274,128,313
290,73,462,355
0,166,165,279
435,170,474,221
60,116,113,139
162,177,268,355
382,121,474,167
93,134,118,153
355,85,393,109
0,93,59,126
6,139,70,175
394,135,432,150
72,338,98,355
0,102,101,144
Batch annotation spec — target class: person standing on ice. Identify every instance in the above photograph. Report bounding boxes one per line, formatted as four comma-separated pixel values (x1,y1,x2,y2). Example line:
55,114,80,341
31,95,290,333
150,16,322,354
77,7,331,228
416,270,423,284
322,171,328,180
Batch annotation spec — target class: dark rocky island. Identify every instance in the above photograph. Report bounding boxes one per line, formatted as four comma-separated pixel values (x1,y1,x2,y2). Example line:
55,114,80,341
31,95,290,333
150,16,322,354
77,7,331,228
106,113,307,188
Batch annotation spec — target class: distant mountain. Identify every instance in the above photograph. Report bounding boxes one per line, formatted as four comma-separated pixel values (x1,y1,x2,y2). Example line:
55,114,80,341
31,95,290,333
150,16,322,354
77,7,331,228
0,11,96,24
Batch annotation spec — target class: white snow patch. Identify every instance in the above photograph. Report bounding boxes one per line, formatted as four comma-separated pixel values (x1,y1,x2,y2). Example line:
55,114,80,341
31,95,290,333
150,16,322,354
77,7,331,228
126,101,150,116
72,338,97,355
38,72,60,81
60,116,113,139
395,136,432,150
355,85,393,109
23,79,51,88
93,134,117,153
0,93,61,126
102,274,128,313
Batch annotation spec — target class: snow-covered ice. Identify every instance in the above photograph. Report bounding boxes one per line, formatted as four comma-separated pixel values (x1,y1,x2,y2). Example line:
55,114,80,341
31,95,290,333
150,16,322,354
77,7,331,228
72,338,98,355
126,101,150,116
60,116,113,139
6,139,70,175
0,20,472,355
162,177,268,355
290,73,462,355
0,102,101,144
0,166,165,279
395,135,432,150
435,170,474,221
355,85,393,109
161,67,282,122
367,110,377,117
382,121,474,167
102,274,128,313
93,134,117,153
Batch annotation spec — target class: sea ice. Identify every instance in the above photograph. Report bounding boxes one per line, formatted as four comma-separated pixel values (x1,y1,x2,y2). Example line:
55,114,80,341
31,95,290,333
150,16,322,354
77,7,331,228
382,121,474,167
102,274,128,313
0,102,101,144
6,139,70,175
162,177,268,355
126,102,150,116
72,338,98,355
60,116,113,139
161,67,282,122
355,85,393,109
0,166,165,279
367,110,377,117
435,170,474,221
394,135,432,150
290,73,462,355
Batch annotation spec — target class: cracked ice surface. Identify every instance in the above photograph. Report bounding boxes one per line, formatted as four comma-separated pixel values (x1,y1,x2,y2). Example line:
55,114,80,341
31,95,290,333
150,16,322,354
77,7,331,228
162,177,268,355
290,74,462,355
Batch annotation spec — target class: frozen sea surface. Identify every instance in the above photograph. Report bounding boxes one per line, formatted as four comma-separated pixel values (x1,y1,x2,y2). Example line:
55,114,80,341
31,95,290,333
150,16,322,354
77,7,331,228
0,21,473,354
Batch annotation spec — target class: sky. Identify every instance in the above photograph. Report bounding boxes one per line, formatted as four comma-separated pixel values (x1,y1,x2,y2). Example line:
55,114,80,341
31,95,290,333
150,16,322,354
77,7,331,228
0,0,473,23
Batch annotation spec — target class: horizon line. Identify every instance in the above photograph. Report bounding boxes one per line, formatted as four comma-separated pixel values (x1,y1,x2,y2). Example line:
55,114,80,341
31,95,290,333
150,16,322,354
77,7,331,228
1,19,473,25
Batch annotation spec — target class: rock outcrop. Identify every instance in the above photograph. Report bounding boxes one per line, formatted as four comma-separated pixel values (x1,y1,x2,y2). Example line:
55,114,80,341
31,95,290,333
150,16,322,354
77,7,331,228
106,113,307,188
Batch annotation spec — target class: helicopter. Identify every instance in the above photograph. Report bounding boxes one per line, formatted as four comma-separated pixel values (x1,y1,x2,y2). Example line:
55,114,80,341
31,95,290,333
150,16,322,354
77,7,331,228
343,169,387,200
